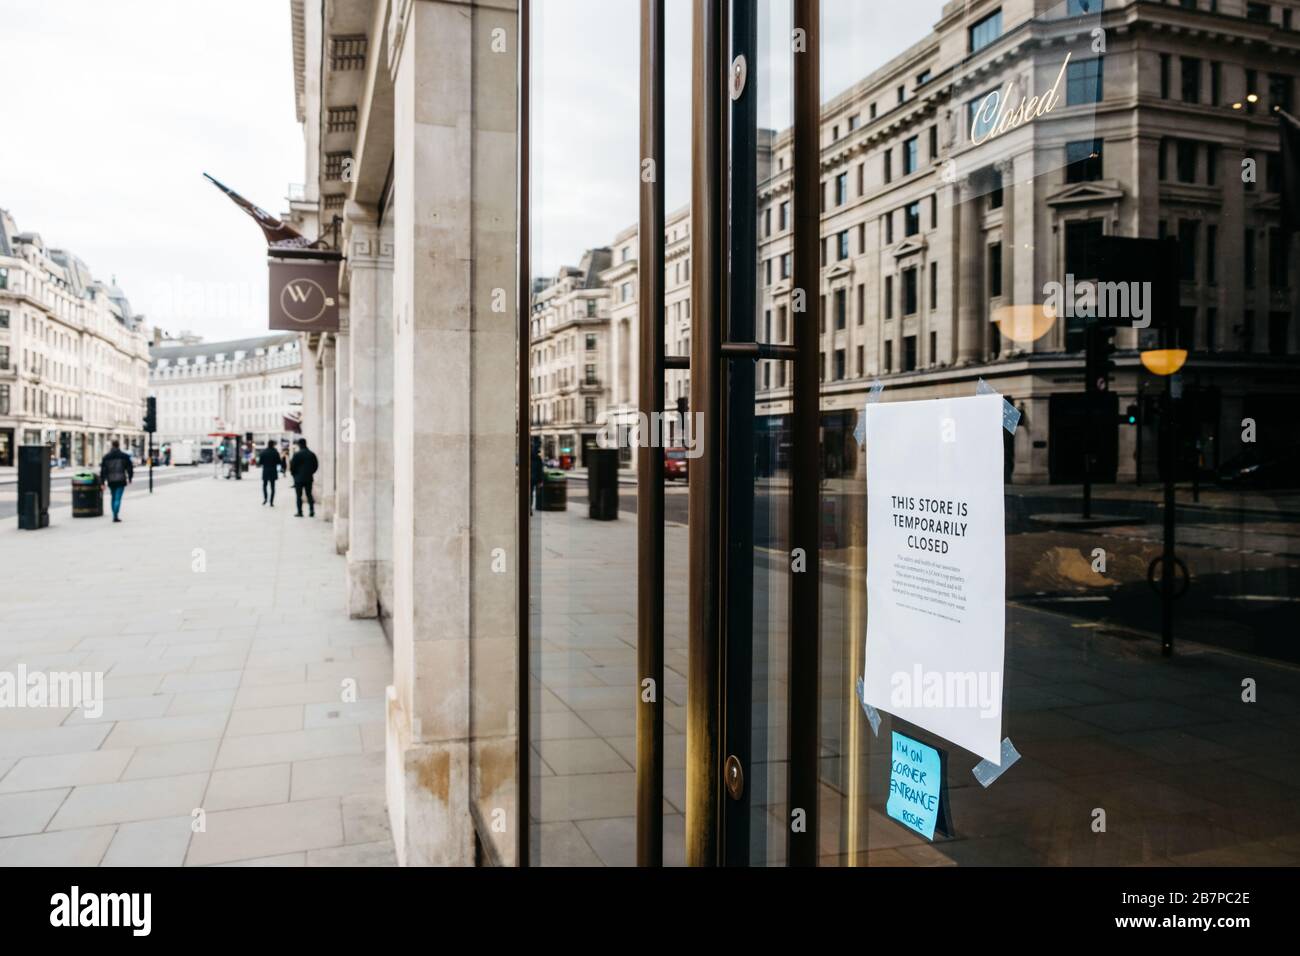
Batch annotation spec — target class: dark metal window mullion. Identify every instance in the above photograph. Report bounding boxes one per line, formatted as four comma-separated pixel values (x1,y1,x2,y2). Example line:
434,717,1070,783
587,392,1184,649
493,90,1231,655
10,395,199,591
786,0,822,867
636,0,666,868
721,0,759,866
686,0,725,867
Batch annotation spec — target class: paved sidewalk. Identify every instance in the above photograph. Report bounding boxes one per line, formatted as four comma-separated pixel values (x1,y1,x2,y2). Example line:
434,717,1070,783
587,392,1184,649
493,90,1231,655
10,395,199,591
532,498,1300,867
0,465,81,486
0,477,394,866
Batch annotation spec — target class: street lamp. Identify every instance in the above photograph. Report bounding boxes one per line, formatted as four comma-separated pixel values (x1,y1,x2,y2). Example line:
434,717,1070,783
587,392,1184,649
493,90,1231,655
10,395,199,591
1139,348,1187,377
992,303,1057,346
1140,346,1188,658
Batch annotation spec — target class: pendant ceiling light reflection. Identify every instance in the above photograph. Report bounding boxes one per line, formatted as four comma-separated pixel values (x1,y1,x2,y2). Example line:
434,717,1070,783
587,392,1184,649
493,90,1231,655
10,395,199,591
992,303,1056,345
1139,348,1188,376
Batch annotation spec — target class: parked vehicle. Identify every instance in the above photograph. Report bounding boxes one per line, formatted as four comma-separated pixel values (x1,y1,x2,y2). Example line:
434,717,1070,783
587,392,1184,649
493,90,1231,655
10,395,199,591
170,441,198,466
1216,444,1300,490
664,447,690,482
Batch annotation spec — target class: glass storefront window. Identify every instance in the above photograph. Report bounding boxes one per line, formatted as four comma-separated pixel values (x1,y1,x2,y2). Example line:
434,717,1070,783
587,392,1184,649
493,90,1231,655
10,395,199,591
508,0,1300,869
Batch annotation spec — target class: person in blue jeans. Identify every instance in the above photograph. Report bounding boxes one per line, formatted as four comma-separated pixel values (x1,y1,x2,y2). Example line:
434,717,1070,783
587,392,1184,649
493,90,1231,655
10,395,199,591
99,440,134,523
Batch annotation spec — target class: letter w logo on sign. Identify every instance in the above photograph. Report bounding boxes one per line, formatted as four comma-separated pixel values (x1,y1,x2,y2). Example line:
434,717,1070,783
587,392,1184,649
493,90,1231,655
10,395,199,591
269,259,339,331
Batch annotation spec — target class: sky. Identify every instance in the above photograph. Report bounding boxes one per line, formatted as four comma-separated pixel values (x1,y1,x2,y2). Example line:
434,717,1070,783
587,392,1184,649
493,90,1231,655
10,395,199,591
0,0,303,343
0,0,952,336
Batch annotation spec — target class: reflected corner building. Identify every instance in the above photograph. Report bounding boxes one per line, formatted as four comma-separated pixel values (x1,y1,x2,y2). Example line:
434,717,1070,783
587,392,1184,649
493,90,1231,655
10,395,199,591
292,0,1300,867
783,0,1300,484
552,0,1300,482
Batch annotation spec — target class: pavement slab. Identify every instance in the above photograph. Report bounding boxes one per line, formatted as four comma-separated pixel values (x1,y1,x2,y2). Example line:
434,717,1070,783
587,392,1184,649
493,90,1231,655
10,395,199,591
0,477,392,866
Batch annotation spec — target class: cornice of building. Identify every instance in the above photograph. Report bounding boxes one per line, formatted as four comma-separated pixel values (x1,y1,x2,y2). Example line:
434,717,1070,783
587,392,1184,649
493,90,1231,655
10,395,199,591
291,0,307,123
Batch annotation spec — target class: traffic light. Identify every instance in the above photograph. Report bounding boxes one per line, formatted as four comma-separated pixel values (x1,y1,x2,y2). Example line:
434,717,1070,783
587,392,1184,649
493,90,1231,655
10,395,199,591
1084,324,1117,394
244,431,254,445
1095,235,1180,332
143,396,157,433
1123,403,1138,426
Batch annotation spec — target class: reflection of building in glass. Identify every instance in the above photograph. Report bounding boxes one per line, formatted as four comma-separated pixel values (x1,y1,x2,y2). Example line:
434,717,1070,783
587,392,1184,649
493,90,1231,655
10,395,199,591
528,248,613,467
556,0,1300,483
0,208,151,468
528,208,698,471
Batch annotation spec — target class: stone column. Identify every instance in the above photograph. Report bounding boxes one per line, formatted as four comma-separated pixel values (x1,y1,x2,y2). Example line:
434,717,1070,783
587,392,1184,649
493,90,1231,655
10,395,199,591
385,0,518,867
894,272,905,372
318,337,337,520
997,159,1015,359
956,178,983,364
944,181,962,365
333,314,351,554
343,203,394,619
1011,151,1040,352
302,336,321,471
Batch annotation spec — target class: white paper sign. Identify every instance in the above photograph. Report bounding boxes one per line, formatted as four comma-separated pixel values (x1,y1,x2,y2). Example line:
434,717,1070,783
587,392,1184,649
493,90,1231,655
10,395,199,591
861,394,1006,764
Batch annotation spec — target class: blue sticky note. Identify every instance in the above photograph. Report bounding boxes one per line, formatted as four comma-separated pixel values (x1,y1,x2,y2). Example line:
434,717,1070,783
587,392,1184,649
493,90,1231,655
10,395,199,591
887,731,942,840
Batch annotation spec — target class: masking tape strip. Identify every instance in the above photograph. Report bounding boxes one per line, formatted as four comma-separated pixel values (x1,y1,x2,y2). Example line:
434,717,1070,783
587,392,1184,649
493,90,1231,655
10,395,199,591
853,380,885,447
855,676,881,737
971,737,1021,788
976,378,1021,435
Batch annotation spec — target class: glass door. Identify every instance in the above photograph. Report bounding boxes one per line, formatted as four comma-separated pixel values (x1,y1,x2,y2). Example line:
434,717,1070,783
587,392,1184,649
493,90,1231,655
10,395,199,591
682,0,822,866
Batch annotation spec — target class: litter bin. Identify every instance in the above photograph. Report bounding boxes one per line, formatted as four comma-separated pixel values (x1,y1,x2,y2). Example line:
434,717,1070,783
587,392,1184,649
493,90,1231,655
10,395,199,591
16,444,51,529
71,471,103,518
586,448,619,521
538,469,568,512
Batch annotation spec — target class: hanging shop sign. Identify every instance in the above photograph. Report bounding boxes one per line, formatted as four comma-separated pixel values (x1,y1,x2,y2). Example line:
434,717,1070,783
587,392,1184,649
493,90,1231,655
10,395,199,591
268,258,340,332
861,394,1006,764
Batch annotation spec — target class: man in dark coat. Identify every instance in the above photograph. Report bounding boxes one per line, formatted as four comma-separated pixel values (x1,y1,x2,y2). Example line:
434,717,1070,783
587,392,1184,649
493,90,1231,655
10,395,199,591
258,439,283,507
99,440,134,523
289,438,319,517
530,443,545,515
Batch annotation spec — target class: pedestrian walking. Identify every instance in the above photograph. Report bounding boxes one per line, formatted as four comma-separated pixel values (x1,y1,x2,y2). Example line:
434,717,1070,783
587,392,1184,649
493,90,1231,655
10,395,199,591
289,438,319,517
99,439,134,523
530,442,545,515
258,439,283,507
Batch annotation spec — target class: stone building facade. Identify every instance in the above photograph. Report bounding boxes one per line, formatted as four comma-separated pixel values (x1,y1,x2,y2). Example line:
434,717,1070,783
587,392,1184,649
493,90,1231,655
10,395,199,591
291,0,518,866
148,332,303,452
0,208,150,468
528,248,613,465
587,0,1300,484
759,0,1300,483
286,0,1300,867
